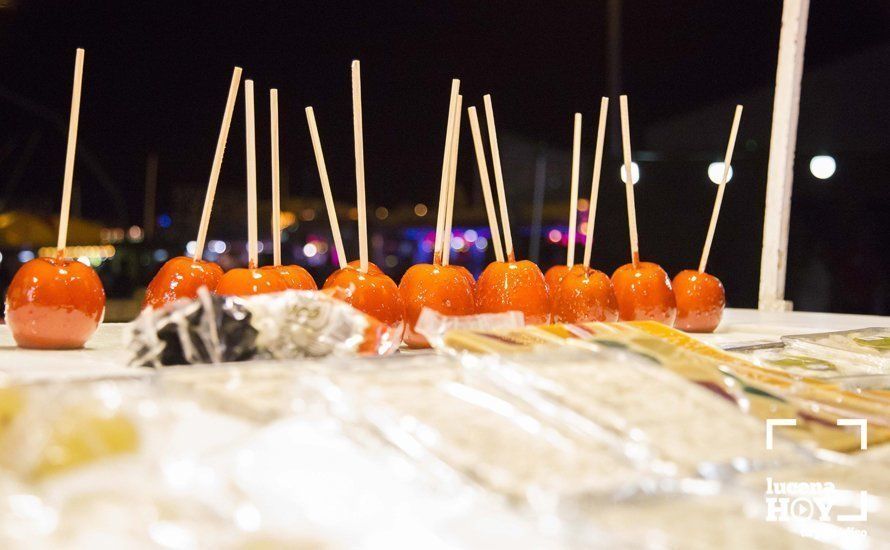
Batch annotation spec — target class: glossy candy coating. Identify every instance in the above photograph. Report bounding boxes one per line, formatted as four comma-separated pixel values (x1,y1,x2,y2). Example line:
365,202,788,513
399,263,475,348
611,261,677,325
672,269,725,333
544,265,571,294
324,265,405,329
215,267,288,296
261,265,317,290
475,260,550,325
5,257,105,349
551,265,618,323
142,256,224,309
346,259,382,275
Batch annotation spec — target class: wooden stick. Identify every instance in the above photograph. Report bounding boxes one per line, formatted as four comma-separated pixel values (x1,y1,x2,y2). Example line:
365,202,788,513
483,94,515,261
245,79,259,268
443,95,463,267
351,60,368,273
56,48,85,256
434,79,460,265
305,107,347,268
194,67,242,262
566,113,582,268
583,97,609,268
618,95,640,266
699,105,743,273
270,89,282,266
467,106,504,262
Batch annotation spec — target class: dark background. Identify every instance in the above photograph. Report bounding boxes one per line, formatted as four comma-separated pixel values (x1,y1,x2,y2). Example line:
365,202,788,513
1,0,888,316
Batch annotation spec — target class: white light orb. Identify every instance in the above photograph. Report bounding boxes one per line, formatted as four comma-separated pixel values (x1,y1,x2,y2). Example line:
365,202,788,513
708,162,733,184
809,155,836,180
619,162,640,184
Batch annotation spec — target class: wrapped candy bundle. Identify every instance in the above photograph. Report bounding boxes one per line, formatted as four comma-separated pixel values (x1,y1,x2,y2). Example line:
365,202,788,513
126,288,399,367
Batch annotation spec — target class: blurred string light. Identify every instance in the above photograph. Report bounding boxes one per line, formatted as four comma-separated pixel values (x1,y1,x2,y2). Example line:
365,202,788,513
210,240,227,254
37,245,115,260
185,240,197,256
707,162,733,184
128,225,144,242
578,198,589,212
809,155,836,179
619,162,640,185
17,250,34,263
100,227,126,243
157,214,172,229
464,229,478,242
153,249,169,262
303,242,318,258
280,211,296,228
451,236,465,250
475,237,488,250
375,206,389,220
548,229,562,243
414,203,428,217
300,209,316,221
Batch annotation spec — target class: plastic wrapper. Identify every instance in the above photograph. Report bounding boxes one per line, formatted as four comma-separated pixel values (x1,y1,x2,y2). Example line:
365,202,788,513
462,345,810,479
314,354,649,506
0,372,566,549
561,487,839,550
126,287,398,367
731,342,880,379
782,328,890,371
424,317,890,452
0,380,145,480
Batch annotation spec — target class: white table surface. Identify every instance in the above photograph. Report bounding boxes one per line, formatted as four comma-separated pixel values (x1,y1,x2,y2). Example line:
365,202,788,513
1,308,888,383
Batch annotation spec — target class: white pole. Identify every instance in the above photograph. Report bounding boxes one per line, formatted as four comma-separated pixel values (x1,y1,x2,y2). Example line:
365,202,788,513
758,0,809,311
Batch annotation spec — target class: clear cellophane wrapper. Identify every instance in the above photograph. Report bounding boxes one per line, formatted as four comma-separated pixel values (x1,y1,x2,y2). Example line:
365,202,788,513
126,287,399,367
305,353,866,548
782,327,890,371
5,318,890,548
0,369,565,549
422,317,890,453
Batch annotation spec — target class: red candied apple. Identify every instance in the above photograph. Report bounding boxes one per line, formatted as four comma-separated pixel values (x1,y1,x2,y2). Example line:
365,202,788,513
672,269,725,333
544,264,570,293
475,260,550,325
5,257,105,349
611,261,677,325
551,264,618,323
261,264,317,290
215,267,288,296
399,263,475,348
323,264,405,329
143,256,224,309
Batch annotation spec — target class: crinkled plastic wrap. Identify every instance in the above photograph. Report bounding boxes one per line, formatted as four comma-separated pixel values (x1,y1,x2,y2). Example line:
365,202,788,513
423,317,890,452
732,342,881,379
313,355,650,507
0,379,145,480
126,287,398,367
0,372,567,549
457,346,811,479
782,327,890,371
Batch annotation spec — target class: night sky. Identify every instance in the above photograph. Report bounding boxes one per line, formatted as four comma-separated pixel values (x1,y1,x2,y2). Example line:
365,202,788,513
1,1,889,313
